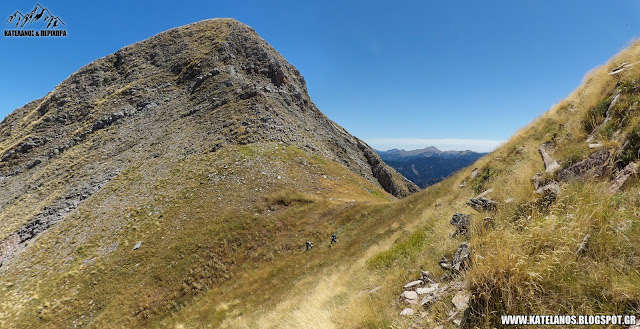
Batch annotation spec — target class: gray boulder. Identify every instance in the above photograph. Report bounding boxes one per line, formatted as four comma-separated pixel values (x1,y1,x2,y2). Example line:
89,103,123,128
450,213,471,230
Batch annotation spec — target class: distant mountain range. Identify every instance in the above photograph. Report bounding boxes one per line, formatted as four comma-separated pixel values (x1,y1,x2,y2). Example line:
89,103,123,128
377,147,486,188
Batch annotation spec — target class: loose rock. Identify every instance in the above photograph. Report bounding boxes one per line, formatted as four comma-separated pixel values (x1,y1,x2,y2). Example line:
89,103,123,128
400,308,415,316
452,290,471,311
401,290,419,304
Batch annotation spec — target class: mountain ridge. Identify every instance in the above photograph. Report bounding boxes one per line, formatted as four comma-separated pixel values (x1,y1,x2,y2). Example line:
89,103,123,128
377,146,485,161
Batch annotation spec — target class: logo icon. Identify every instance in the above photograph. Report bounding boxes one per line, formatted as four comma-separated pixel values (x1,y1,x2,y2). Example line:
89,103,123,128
4,4,67,37
6,4,64,29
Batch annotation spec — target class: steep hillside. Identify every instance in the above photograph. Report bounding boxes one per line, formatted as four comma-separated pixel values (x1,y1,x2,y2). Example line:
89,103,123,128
212,43,640,328
235,41,640,328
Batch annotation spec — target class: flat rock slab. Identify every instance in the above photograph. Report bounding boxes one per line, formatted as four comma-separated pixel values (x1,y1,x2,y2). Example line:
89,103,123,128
416,283,439,295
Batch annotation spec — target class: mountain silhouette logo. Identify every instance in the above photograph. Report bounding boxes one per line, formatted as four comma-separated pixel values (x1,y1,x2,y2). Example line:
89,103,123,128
6,3,65,29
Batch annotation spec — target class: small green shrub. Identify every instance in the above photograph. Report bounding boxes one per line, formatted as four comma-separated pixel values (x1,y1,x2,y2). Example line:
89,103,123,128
471,167,498,194
583,97,611,133
621,126,640,165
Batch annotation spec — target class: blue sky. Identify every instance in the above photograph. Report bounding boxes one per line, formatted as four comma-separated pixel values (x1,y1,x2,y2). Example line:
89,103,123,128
1,1,640,152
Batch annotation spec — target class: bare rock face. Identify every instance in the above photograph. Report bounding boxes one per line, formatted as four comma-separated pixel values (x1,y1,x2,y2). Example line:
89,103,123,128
0,19,418,263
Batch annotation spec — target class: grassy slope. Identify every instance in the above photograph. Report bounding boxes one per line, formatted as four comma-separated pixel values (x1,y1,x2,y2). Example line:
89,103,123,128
201,41,640,328
0,142,395,328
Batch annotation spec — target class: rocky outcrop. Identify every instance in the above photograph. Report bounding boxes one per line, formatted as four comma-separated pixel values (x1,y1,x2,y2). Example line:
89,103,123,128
467,197,497,212
558,148,613,181
450,213,471,235
608,162,638,194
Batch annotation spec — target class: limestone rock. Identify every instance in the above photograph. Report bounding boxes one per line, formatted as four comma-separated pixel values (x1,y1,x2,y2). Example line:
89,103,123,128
538,144,555,169
476,188,493,198
545,160,561,175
